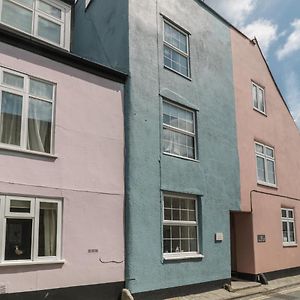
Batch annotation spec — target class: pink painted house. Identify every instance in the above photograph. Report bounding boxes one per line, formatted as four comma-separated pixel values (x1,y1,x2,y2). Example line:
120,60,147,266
230,28,300,281
0,1,126,299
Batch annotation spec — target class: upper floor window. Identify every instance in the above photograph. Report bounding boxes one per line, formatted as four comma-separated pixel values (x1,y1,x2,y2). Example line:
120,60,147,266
255,142,276,186
252,82,265,114
281,208,296,246
0,195,62,263
162,100,196,160
0,0,71,50
0,67,55,154
163,20,190,78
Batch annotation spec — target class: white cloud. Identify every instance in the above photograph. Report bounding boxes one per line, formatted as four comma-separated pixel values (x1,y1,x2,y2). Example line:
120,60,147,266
241,19,278,56
277,19,300,60
205,0,257,26
284,71,300,128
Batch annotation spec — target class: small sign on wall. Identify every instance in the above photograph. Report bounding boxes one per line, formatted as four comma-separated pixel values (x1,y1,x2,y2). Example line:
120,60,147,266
257,234,266,243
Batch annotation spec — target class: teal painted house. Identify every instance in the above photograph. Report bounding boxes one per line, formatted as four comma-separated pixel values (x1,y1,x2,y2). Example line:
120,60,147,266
73,0,241,299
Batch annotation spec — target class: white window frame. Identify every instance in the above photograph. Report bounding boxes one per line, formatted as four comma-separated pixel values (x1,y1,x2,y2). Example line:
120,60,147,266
162,100,197,160
0,0,71,50
163,19,191,78
281,208,296,246
0,67,56,155
255,142,276,187
162,193,203,260
252,82,266,114
0,195,62,264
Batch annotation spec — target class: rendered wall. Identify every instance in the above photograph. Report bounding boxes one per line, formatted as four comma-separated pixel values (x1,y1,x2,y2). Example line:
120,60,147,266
126,0,240,294
72,0,129,74
231,28,300,274
0,42,125,294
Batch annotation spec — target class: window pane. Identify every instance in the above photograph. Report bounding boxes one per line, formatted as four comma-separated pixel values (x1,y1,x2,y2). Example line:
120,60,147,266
1,0,33,34
0,91,22,146
256,156,265,182
266,148,274,157
266,159,275,184
282,221,288,242
13,0,33,8
5,218,32,260
27,98,52,153
255,144,263,154
163,239,171,253
257,88,264,112
38,1,62,19
252,84,258,109
289,222,295,242
10,199,31,213
181,226,189,239
3,72,24,89
288,210,293,218
190,239,197,252
30,79,53,100
38,16,61,45
282,209,287,218
164,23,187,53
38,202,57,256
163,225,171,239
164,46,188,77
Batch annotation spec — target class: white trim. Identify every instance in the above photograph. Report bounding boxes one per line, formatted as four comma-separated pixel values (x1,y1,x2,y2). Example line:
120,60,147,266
255,142,276,186
0,0,71,50
163,253,204,260
0,195,63,264
162,100,197,160
162,193,202,257
252,81,266,115
0,67,56,155
163,19,191,78
0,259,65,266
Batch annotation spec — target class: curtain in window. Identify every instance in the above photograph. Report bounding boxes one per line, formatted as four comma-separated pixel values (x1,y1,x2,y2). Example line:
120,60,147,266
0,91,22,145
27,98,52,153
39,203,57,256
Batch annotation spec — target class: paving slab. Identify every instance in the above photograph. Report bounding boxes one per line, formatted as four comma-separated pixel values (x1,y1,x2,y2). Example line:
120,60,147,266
165,274,300,300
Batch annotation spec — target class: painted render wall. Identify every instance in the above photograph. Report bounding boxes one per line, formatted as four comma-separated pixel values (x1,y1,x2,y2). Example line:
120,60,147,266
0,42,125,294
231,29,300,274
125,0,240,294
72,0,129,74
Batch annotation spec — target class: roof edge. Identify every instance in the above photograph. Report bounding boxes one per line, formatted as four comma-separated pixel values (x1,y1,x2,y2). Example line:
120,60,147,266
0,25,127,84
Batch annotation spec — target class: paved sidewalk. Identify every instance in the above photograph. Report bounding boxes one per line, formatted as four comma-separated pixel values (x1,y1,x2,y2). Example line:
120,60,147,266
165,274,300,300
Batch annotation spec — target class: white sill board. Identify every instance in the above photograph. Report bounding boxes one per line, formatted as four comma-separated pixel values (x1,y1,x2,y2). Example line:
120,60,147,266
0,146,57,159
163,254,204,261
0,259,65,267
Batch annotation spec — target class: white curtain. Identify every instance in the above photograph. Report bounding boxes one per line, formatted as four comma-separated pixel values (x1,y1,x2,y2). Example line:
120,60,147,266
0,92,22,145
27,99,52,153
43,208,57,256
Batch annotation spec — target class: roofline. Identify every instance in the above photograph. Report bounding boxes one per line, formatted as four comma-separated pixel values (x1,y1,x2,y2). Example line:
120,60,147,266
252,38,298,126
0,24,127,84
196,0,254,43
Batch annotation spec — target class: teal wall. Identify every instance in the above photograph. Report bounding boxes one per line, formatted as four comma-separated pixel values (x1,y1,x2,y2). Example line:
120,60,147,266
72,0,241,295
126,0,240,294
72,0,129,73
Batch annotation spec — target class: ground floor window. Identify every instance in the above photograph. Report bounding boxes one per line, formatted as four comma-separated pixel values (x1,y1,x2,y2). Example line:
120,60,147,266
0,195,62,263
163,193,200,259
281,208,296,245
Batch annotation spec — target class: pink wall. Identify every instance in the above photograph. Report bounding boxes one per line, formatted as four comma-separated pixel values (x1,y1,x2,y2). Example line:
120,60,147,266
231,29,300,274
0,42,125,293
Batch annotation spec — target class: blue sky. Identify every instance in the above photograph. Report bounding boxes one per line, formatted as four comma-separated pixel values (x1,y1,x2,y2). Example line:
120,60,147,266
205,0,300,128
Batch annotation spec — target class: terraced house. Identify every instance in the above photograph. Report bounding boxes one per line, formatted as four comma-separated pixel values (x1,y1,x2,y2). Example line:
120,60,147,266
0,0,126,299
73,0,241,299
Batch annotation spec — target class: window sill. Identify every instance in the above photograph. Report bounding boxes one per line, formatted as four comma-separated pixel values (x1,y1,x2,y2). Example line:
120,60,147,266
283,243,297,248
257,181,277,189
163,65,192,81
0,259,65,267
0,146,57,159
163,152,199,163
253,107,267,116
163,253,204,261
